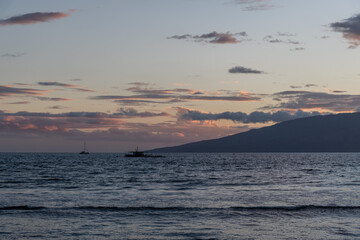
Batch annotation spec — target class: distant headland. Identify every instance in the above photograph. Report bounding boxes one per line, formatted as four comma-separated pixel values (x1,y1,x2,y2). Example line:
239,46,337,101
150,112,360,152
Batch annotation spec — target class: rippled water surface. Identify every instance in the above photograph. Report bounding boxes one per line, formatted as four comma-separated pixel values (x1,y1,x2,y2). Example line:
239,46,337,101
2,153,360,239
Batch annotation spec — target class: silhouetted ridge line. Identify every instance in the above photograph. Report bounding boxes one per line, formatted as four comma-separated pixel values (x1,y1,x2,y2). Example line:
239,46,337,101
150,112,360,152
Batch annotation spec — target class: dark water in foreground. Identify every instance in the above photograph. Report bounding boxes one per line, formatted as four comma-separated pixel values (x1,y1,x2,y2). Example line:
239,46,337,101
1,153,360,239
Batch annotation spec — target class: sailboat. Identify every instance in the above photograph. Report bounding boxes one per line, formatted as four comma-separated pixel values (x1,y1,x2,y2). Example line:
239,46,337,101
79,141,89,154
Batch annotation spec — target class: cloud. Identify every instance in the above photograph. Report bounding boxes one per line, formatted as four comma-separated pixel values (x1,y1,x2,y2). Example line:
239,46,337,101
38,81,96,92
290,84,317,89
233,0,277,11
305,84,318,88
1,53,26,58
36,97,72,102
0,12,69,26
278,32,296,37
327,89,347,93
113,99,184,106
13,83,32,86
0,112,122,132
0,108,170,137
91,83,260,104
177,107,323,124
266,90,360,112
290,47,305,51
167,31,248,44
0,109,169,120
38,81,74,87
6,101,31,105
115,108,169,118
263,35,300,45
0,110,245,152
228,66,265,74
93,94,259,102
48,105,68,110
72,87,95,92
0,85,45,96
330,14,360,48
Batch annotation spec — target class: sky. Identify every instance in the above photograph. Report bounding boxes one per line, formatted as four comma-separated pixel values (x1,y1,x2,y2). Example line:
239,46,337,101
1,0,360,152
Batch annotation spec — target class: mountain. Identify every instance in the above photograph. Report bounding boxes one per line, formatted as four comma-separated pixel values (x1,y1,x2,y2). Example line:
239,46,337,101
150,112,360,152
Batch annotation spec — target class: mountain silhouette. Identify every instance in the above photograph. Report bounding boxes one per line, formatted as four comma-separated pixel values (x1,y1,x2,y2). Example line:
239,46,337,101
150,113,360,152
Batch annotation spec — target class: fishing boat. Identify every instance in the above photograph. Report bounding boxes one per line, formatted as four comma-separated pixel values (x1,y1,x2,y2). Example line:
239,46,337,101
125,147,163,158
79,141,89,154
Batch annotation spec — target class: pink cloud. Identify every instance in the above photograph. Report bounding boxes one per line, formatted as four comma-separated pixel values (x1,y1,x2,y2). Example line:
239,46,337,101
0,12,69,26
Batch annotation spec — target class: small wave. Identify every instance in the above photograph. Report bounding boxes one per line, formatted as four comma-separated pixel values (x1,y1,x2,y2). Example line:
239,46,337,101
2,205,360,212
77,205,360,212
230,205,360,211
76,206,196,211
0,205,45,210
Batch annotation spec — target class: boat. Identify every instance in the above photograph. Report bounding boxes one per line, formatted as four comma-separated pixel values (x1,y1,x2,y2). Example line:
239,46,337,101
125,147,164,158
79,141,89,154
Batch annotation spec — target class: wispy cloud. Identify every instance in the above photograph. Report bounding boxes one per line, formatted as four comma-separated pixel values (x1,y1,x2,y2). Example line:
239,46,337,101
38,81,96,92
168,31,248,44
116,108,169,118
290,84,317,89
327,89,347,93
290,47,305,51
177,107,324,123
0,12,70,26
91,83,260,104
330,13,360,48
263,35,300,45
36,97,72,102
1,53,26,58
0,109,168,120
6,101,31,105
48,105,68,110
0,85,45,96
38,81,74,87
278,32,296,37
305,84,318,88
228,66,265,74
0,108,169,134
265,90,360,112
233,0,277,11
113,99,184,106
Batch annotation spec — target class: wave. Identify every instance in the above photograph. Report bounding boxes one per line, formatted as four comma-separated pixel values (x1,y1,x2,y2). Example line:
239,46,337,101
77,206,198,211
229,205,360,211
2,205,360,212
0,206,45,210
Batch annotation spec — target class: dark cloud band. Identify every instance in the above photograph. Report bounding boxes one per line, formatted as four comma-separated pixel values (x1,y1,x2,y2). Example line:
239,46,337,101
177,108,323,123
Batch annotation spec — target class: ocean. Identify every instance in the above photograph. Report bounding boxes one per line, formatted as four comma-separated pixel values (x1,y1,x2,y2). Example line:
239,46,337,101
1,152,360,239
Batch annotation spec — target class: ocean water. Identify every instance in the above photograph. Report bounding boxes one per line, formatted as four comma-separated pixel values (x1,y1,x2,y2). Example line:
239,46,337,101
1,153,360,239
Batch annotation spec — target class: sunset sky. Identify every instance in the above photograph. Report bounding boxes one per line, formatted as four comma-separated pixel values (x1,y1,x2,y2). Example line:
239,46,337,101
1,0,360,152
